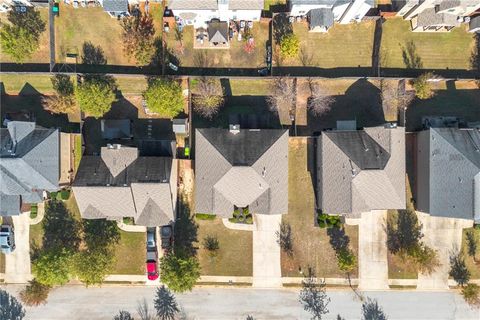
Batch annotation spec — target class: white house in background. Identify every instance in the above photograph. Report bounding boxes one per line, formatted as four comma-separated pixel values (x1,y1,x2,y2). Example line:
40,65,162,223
168,0,264,29
289,0,374,26
395,0,480,32
0,0,33,13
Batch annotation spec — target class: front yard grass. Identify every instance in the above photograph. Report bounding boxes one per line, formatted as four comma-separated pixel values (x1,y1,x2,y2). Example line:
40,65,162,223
0,8,50,63
0,253,5,274
406,81,480,131
278,21,375,68
282,138,359,278
196,217,253,277
381,18,475,70
461,228,480,279
111,231,146,275
166,22,269,68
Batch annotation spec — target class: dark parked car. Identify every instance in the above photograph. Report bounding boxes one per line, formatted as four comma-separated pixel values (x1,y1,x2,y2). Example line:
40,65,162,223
160,225,173,250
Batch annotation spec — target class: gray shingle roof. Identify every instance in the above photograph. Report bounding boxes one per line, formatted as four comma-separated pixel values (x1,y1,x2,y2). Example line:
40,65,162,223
308,8,334,29
0,194,20,216
417,7,461,27
102,0,128,12
438,0,461,12
73,146,175,226
0,121,59,216
195,128,288,217
208,21,229,43
416,128,480,222
168,0,218,10
229,0,264,10
316,126,405,215
470,16,480,32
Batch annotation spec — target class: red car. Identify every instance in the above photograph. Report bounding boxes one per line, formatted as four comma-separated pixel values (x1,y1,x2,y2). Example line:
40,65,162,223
146,260,158,281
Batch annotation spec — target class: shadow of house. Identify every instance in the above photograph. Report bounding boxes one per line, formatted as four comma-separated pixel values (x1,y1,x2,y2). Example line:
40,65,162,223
297,79,384,136
18,83,42,96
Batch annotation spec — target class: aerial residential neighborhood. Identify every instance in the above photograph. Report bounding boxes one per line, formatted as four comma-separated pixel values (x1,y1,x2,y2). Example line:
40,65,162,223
0,0,479,319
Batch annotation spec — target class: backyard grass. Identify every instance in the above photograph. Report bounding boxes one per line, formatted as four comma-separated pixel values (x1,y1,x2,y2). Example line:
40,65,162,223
54,3,129,65
0,253,5,274
406,82,480,131
0,9,50,63
282,138,359,278
196,217,253,276
381,18,475,70
0,74,54,95
166,22,269,68
111,230,146,275
461,228,480,279
279,21,375,68
115,75,149,95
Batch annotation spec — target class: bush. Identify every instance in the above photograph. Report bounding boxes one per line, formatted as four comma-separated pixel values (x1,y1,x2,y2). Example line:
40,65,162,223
143,78,184,118
449,253,471,287
337,248,356,273
279,33,299,59
30,204,38,219
122,217,135,225
202,235,220,256
59,189,71,200
317,213,342,229
195,213,216,220
19,279,50,307
462,283,480,307
413,72,435,100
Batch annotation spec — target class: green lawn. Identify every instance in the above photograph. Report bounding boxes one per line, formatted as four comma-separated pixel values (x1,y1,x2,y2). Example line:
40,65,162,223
0,253,5,274
461,228,480,279
115,75,149,95
0,9,50,63
0,74,54,95
279,21,375,68
282,138,359,278
73,134,83,174
406,83,480,131
166,22,269,68
54,3,130,65
111,231,146,275
196,217,253,276
381,18,475,70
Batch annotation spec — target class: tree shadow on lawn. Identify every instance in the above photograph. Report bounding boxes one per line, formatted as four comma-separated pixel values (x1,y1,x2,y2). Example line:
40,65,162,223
297,79,384,136
273,13,293,44
470,33,479,75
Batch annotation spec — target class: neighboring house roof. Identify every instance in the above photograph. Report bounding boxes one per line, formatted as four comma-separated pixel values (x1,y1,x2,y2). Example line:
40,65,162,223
229,0,264,10
168,0,264,10
195,128,289,217
470,16,480,32
308,8,334,28
437,0,461,12
102,0,128,12
316,126,405,215
0,121,59,216
208,21,228,43
416,128,480,222
416,7,461,27
73,146,175,227
168,0,218,10
101,120,131,140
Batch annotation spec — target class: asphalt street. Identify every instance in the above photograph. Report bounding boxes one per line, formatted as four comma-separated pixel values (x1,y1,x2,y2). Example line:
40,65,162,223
2,285,479,320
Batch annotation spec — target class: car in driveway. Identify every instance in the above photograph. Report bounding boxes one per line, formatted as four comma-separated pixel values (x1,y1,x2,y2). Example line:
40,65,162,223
160,225,173,251
146,250,158,281
146,227,156,251
0,225,15,254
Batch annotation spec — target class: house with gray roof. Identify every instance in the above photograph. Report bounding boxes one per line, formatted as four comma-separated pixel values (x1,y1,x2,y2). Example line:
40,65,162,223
99,0,129,17
316,124,406,215
469,15,480,33
289,0,374,27
0,121,59,216
396,0,480,32
168,0,264,29
195,128,288,217
416,128,480,222
73,145,177,227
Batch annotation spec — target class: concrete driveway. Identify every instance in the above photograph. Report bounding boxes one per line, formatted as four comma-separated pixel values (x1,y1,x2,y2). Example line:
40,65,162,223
417,212,472,290
252,214,282,288
357,210,389,290
4,212,32,283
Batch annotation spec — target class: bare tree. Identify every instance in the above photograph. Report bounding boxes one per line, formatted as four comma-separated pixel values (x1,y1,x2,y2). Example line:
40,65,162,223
299,268,330,320
192,78,224,119
136,298,154,320
380,80,414,113
307,85,335,116
267,76,296,115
